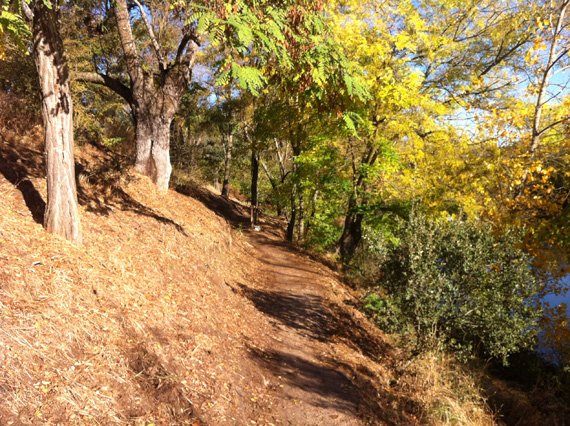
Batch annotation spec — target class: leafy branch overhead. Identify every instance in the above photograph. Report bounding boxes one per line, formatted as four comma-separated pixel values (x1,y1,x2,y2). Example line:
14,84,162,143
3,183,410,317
180,0,369,99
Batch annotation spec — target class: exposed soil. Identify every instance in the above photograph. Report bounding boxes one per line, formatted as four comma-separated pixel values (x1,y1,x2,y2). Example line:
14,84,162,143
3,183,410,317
240,230,366,425
183,189,421,426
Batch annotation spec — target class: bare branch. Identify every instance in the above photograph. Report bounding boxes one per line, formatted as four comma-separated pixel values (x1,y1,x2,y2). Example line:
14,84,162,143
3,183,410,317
131,0,166,71
537,118,568,136
21,1,33,21
260,161,278,189
175,34,191,64
113,0,143,85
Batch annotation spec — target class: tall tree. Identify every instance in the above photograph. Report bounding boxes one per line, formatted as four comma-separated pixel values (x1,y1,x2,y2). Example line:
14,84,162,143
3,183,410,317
77,0,198,191
327,0,534,259
20,0,82,244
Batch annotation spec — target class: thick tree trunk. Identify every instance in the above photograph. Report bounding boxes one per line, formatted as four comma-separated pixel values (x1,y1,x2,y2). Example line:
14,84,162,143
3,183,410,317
251,149,260,227
32,1,82,244
111,0,197,191
77,0,199,192
133,114,173,191
339,210,364,260
151,122,172,192
221,133,234,198
134,118,154,176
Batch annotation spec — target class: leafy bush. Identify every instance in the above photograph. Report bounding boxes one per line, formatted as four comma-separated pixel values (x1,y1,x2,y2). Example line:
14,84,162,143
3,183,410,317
364,293,405,333
370,213,541,364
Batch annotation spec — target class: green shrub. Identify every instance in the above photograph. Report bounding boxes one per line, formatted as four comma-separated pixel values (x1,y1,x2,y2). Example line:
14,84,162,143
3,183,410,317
373,213,541,364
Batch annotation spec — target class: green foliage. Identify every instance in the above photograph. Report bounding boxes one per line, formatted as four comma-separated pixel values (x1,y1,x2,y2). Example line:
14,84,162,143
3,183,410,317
0,2,30,59
200,139,225,174
364,293,404,333
183,0,369,101
376,212,542,364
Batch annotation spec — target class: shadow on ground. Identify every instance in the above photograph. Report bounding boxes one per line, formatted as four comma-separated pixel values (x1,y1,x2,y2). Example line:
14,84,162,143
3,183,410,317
176,184,251,228
0,138,46,224
246,340,421,426
247,344,360,411
0,136,186,235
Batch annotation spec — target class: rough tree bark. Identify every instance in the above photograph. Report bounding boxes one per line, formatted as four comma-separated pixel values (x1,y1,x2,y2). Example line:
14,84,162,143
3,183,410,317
339,206,364,260
26,0,82,244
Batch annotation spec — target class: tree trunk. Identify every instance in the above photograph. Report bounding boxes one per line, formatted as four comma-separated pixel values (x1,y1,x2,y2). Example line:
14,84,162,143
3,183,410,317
339,209,364,260
31,1,82,244
260,160,284,216
298,192,305,241
73,0,198,192
150,119,172,192
134,117,154,176
133,113,173,191
251,149,260,227
221,133,234,198
213,171,220,191
305,189,319,237
286,187,297,242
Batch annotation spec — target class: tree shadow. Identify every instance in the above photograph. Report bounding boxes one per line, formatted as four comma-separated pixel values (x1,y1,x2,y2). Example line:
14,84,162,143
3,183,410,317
0,135,186,235
237,282,390,364
247,343,422,426
0,140,46,224
176,184,250,228
76,159,187,235
247,344,360,412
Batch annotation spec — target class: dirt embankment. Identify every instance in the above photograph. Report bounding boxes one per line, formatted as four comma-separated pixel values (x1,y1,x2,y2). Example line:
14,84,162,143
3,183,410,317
0,129,426,425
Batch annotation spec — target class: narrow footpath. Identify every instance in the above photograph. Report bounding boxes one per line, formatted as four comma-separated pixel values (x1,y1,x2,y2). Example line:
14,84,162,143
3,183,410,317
243,230,366,425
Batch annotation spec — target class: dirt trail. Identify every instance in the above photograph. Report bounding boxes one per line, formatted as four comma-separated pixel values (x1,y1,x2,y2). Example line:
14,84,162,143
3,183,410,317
240,230,368,426
180,186,409,425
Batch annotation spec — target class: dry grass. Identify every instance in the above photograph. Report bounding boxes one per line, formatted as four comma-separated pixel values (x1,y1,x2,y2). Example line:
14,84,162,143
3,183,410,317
395,353,496,426
0,130,279,424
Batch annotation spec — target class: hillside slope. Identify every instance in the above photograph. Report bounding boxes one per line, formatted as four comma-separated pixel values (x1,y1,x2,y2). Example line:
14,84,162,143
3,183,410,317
0,127,496,426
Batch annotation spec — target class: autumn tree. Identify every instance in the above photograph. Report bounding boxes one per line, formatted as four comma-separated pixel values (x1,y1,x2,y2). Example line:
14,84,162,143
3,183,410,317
323,0,535,259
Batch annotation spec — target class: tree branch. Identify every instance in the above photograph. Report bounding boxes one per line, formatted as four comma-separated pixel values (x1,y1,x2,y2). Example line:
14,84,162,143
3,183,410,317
260,161,278,189
478,35,531,78
131,0,166,71
538,117,568,137
74,71,134,105
113,0,143,85
21,1,33,21
175,34,190,64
